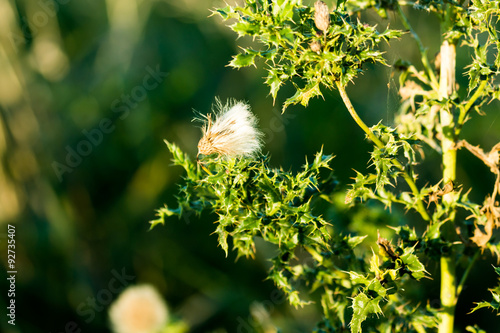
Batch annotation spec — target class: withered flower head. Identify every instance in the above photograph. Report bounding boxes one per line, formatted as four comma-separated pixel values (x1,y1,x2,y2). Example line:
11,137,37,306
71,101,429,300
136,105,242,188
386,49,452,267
314,1,330,32
310,40,322,54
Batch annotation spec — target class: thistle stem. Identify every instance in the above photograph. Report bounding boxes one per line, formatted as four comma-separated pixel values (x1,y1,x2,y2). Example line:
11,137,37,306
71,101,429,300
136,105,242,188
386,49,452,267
440,255,456,333
462,80,487,115
456,251,479,296
438,5,458,331
456,80,488,136
336,82,430,221
197,157,214,176
336,82,384,148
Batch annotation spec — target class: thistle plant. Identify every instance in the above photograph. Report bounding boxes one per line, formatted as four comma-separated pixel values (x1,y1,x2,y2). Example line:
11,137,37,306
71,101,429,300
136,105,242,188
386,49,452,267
152,0,500,332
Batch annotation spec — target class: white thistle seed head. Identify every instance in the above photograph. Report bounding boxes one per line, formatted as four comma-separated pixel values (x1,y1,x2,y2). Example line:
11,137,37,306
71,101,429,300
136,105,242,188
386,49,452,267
196,99,264,159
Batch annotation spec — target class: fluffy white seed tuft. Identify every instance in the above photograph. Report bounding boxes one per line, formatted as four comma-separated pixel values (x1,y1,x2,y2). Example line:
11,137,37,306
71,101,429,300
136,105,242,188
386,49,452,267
196,99,264,159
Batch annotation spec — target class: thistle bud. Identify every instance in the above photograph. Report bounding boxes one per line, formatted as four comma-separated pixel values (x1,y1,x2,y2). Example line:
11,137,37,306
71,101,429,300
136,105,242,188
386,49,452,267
314,1,330,32
310,40,322,54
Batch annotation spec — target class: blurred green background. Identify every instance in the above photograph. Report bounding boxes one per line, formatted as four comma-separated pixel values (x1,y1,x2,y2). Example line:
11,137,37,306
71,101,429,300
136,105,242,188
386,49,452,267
1,0,500,332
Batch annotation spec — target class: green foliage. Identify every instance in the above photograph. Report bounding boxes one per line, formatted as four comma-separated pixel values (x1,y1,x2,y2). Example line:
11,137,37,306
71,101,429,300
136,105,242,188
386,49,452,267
155,0,500,332
154,142,339,306
345,123,420,209
153,141,336,260
470,266,500,315
212,0,401,110
153,142,436,332
464,1,500,91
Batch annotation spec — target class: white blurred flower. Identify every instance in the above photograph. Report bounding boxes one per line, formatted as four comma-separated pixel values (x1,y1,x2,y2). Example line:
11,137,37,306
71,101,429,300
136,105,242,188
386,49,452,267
196,99,264,159
109,284,169,333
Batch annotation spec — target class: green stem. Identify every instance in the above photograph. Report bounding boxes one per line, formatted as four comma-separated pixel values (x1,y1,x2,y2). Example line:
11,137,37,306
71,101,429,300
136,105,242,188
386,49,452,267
396,4,440,91
456,251,479,296
336,82,384,148
463,80,487,114
440,255,456,333
438,5,458,331
456,80,488,135
438,79,458,333
336,82,430,221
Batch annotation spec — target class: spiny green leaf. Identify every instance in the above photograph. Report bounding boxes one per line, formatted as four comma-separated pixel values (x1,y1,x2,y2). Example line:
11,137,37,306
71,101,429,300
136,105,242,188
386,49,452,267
265,69,283,102
471,266,500,314
348,235,368,248
231,21,261,37
229,50,259,68
400,246,428,280
470,300,499,313
283,82,323,110
350,293,383,333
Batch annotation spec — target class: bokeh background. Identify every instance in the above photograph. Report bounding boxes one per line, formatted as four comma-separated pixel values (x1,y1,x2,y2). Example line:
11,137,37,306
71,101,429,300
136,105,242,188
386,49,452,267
1,0,500,332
